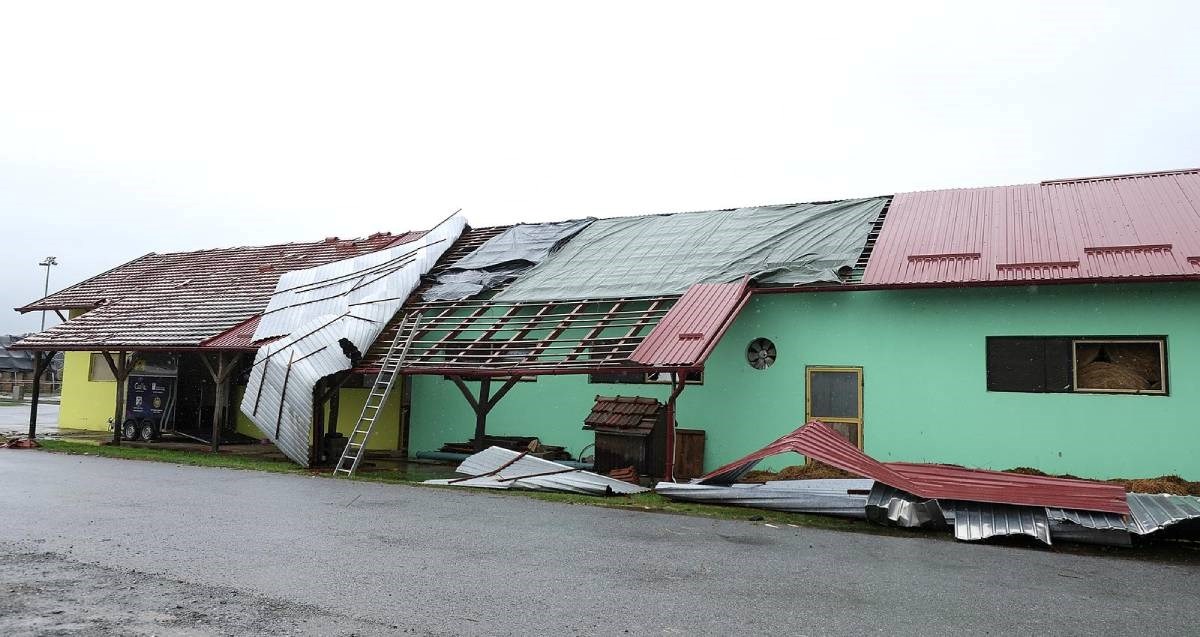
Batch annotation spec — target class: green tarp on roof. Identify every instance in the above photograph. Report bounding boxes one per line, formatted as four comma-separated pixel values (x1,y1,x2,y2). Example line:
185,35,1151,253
495,197,888,301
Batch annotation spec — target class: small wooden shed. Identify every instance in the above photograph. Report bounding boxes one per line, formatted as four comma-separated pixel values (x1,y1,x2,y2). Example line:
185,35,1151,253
583,395,667,477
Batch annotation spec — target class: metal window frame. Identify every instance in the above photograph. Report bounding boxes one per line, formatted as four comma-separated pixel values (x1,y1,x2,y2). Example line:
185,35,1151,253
1071,337,1168,396
805,365,864,449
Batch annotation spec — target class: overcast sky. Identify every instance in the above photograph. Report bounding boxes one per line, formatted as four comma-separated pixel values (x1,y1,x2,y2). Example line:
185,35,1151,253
3,1,1198,334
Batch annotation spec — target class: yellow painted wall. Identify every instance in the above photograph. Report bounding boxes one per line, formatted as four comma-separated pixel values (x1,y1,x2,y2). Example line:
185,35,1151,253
57,342,402,453
231,386,266,439
58,351,117,431
329,387,403,451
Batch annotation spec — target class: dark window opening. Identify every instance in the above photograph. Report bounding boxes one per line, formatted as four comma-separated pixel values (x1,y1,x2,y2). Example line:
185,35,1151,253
986,336,1167,395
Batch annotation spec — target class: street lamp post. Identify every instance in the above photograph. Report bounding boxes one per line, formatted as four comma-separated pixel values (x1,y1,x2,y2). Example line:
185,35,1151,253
39,256,57,330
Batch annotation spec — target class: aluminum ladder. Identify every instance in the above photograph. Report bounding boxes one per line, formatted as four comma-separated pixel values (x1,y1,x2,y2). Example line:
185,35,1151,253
334,313,420,477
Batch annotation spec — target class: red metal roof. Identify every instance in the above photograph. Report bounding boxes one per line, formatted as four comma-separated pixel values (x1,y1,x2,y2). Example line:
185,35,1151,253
199,314,266,350
629,281,750,368
699,421,1130,515
13,231,423,351
863,169,1200,287
583,395,663,433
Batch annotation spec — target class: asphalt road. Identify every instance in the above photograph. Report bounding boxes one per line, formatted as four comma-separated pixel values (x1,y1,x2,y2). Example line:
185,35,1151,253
3,452,1200,636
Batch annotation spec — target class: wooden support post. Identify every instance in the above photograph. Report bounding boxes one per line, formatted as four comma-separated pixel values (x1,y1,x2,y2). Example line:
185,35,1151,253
664,370,688,482
398,375,412,455
102,351,132,447
448,375,522,453
26,351,55,441
201,352,238,453
327,383,340,436
311,379,326,466
472,377,491,452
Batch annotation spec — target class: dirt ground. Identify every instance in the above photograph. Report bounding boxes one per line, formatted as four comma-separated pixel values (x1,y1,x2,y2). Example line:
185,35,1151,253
0,548,404,636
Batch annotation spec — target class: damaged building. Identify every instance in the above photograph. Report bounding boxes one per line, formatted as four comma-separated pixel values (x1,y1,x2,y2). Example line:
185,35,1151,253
11,167,1200,482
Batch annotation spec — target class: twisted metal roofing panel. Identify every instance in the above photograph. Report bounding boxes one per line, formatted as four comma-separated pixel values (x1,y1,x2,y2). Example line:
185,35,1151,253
948,501,1051,545
699,421,1130,514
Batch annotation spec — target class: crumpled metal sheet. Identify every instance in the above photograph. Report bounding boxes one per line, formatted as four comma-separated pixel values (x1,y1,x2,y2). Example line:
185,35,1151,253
864,483,946,529
240,214,467,465
1125,493,1200,536
699,422,1130,514
946,501,1052,545
1045,494,1200,541
495,198,888,302
1045,507,1130,532
654,479,874,518
426,446,648,495
422,218,594,301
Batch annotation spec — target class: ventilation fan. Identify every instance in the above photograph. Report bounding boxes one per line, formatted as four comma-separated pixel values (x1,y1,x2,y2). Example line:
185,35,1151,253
747,338,777,370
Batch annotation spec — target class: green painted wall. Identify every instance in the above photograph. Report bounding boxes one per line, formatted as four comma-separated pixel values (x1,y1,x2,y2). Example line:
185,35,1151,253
410,282,1200,480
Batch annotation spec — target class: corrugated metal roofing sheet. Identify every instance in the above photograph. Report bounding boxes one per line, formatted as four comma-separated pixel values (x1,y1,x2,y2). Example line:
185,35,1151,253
629,281,749,367
947,501,1051,545
14,232,424,351
654,479,873,517
241,216,465,466
1124,493,1200,535
863,169,1200,286
432,446,649,495
699,421,1130,514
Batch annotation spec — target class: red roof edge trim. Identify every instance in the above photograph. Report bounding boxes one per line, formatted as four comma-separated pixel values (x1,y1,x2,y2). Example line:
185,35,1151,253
698,421,1130,515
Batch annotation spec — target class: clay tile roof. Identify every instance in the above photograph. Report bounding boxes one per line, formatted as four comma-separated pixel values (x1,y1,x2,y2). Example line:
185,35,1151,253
583,395,664,433
13,231,425,351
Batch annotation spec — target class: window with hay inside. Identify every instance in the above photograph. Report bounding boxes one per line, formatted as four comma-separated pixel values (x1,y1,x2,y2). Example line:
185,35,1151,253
986,336,1167,395
1072,339,1167,395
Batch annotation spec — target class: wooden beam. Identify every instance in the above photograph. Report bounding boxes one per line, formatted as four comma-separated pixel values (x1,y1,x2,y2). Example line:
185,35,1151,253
447,375,479,412
472,377,491,452
207,352,235,453
663,370,688,482
26,351,50,441
485,376,521,411
310,378,325,466
101,351,131,447
398,375,412,455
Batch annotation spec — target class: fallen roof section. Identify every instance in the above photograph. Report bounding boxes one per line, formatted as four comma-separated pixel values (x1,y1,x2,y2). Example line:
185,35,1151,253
863,168,1200,287
240,215,466,465
698,421,1130,515
426,446,649,495
654,479,873,517
496,198,889,302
